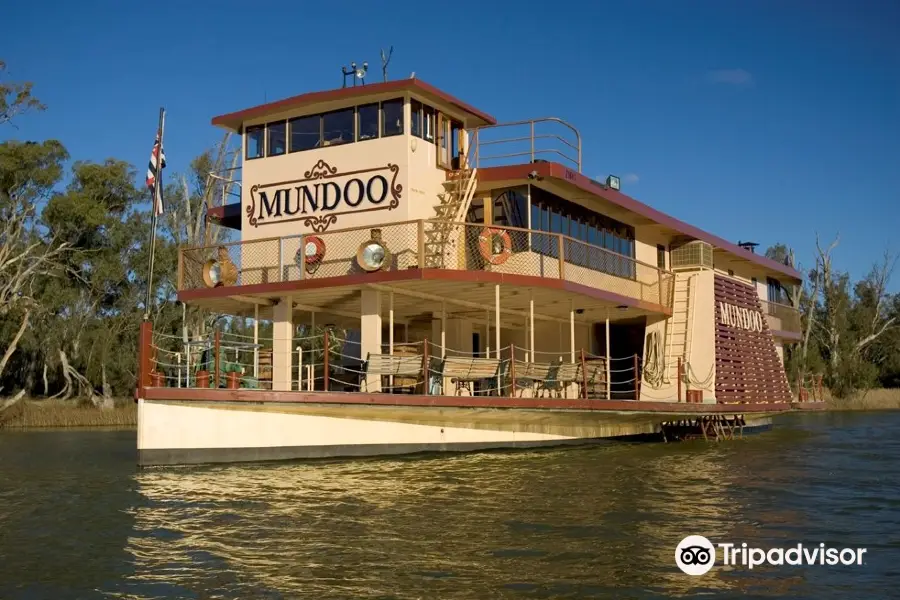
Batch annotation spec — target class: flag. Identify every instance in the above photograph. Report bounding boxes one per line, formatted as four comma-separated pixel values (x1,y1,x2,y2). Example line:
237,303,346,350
146,135,166,216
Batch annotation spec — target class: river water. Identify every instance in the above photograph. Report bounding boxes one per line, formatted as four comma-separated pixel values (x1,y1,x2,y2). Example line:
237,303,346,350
0,411,898,599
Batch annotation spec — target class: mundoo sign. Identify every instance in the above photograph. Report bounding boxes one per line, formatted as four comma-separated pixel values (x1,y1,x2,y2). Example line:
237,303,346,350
718,301,765,332
247,159,401,231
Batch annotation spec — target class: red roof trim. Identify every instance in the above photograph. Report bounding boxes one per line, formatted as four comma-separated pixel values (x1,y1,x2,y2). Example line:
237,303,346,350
478,162,803,282
210,79,497,131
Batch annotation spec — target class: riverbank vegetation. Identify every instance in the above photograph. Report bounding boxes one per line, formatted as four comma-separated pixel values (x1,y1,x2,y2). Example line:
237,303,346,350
0,59,234,421
768,239,899,401
0,398,136,429
0,59,897,420
825,388,900,411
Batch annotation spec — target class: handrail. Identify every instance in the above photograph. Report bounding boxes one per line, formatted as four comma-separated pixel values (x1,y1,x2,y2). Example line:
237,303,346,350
470,117,582,173
180,218,672,278
206,166,242,208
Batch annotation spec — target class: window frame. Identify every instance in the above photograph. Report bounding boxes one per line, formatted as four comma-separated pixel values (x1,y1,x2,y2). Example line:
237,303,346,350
423,105,436,143
380,98,405,138
410,99,423,138
245,125,266,160
356,102,380,143
288,114,322,153
266,120,287,157
321,107,356,147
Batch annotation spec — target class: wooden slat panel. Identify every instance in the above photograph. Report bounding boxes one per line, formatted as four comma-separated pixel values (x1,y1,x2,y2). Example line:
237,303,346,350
714,275,791,403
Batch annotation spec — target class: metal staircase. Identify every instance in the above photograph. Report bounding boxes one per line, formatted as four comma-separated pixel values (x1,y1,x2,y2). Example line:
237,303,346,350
663,273,695,383
423,155,478,268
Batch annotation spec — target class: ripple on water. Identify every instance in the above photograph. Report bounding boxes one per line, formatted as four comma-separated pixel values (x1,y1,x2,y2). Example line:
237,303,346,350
0,413,898,598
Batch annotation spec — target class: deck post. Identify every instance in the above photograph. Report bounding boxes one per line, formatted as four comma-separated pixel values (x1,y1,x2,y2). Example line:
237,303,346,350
389,291,395,390
633,353,639,400
569,300,575,363
558,236,565,280
253,304,259,379
422,337,430,395
441,301,446,358
417,220,426,268
485,309,490,357
605,310,611,400
272,295,293,392
509,344,516,397
214,328,221,390
323,328,330,392
580,348,588,400
529,290,535,362
361,288,383,392
495,284,501,394
677,357,683,402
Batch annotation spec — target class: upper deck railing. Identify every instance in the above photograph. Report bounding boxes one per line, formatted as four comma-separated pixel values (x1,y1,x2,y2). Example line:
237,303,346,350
179,219,674,311
470,118,582,173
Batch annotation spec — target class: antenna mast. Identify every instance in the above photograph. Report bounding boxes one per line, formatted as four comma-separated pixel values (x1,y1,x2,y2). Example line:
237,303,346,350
380,46,394,82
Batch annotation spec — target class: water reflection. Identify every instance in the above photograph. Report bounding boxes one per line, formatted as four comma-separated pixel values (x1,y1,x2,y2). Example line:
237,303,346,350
1,413,897,599
117,444,753,598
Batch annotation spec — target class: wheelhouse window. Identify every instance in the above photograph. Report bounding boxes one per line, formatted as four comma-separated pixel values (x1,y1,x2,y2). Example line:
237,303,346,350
322,108,354,146
267,121,286,156
423,105,435,142
381,99,404,136
252,97,413,156
410,99,423,138
289,115,320,152
358,103,379,141
245,125,264,159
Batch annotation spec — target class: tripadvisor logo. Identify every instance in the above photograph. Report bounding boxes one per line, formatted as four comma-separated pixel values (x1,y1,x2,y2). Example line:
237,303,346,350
675,535,868,575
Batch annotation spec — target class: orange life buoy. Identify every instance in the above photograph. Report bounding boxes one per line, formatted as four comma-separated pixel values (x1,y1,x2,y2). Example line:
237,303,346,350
298,235,325,265
478,227,512,265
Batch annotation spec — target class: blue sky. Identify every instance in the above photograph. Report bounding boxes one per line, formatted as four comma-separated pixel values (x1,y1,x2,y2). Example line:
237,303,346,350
3,0,898,290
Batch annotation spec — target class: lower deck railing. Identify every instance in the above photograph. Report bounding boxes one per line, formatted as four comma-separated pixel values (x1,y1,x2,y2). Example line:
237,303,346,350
141,324,653,402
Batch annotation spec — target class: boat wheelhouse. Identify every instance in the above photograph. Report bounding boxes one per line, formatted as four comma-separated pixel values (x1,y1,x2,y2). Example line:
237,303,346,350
136,76,807,466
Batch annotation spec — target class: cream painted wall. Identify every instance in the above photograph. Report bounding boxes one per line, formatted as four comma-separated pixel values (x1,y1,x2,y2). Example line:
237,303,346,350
241,134,411,241
634,226,671,270
406,128,447,221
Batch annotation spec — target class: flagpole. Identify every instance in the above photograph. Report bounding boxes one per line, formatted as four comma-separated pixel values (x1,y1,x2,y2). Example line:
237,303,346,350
143,106,166,322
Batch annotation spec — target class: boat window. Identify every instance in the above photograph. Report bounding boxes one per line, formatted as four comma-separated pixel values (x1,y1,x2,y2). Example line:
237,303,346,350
423,105,435,142
437,114,452,168
410,99,423,138
451,121,461,160
267,121,287,156
245,125,265,159
322,108,354,146
289,115,320,152
657,244,666,270
381,99,404,137
357,103,379,141
528,186,636,280
767,277,786,303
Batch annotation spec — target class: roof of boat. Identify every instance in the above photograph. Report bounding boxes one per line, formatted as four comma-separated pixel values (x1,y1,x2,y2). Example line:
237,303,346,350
211,79,497,132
